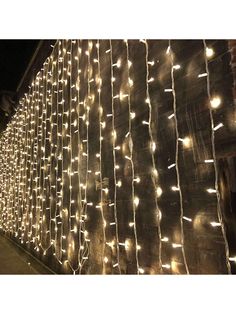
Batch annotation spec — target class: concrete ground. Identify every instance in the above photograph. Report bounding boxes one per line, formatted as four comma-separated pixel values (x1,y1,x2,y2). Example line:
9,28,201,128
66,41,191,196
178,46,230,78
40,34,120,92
0,234,53,274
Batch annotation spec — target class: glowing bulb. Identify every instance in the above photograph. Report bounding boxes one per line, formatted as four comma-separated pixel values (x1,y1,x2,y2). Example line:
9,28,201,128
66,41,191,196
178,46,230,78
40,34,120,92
168,113,175,119
151,141,156,152
133,196,139,207
101,122,106,129
148,77,154,83
103,188,109,195
148,60,155,66
116,59,121,68
116,180,122,187
129,222,135,227
182,136,191,148
213,123,223,131
129,78,133,87
172,243,182,248
198,73,207,78
210,97,221,109
130,112,136,119
162,264,171,269
152,169,158,177
156,186,162,198
104,257,109,263
173,64,181,70
138,268,145,274
210,221,221,227
161,237,169,242
125,239,131,250
207,188,216,193
171,186,179,191
206,47,214,58
229,256,236,262
183,216,192,222
204,159,214,163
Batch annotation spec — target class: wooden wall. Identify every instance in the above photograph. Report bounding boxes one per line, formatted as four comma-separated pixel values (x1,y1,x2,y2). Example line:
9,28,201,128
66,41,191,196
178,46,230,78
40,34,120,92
0,40,235,274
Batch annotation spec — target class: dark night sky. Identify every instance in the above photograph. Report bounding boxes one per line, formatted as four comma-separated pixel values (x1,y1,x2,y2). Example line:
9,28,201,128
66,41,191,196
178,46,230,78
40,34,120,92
0,40,40,91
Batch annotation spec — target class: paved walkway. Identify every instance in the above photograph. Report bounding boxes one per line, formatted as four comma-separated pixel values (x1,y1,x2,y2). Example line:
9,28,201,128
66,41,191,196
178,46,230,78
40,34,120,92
0,234,53,274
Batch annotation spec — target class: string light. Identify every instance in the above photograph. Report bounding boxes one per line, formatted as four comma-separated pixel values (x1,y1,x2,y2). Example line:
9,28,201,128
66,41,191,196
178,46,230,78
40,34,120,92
198,73,208,78
205,47,214,58
203,39,231,274
0,39,232,276
210,96,221,109
126,40,140,274
168,41,189,274
213,122,224,131
109,40,121,274
144,39,163,273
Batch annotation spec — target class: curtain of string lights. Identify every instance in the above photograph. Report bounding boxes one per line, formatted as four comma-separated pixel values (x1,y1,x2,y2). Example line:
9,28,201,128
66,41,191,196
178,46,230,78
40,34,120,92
0,40,235,274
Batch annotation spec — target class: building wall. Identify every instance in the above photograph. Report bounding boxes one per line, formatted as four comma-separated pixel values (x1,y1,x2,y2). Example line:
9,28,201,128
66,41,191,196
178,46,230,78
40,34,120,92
0,40,235,274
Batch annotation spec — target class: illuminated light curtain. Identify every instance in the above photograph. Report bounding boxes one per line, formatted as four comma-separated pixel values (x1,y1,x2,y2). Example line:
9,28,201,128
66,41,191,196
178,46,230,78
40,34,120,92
0,40,235,274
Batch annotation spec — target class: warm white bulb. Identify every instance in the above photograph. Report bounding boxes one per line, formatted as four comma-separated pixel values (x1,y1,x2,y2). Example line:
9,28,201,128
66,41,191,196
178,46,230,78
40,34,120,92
162,264,171,269
138,268,145,274
161,237,169,242
116,180,122,187
133,196,139,207
151,141,156,152
173,64,181,70
171,186,179,191
210,97,221,109
172,243,182,248
104,256,109,263
206,47,214,58
210,221,221,227
182,136,191,148
156,187,162,198
207,188,216,194
130,112,136,119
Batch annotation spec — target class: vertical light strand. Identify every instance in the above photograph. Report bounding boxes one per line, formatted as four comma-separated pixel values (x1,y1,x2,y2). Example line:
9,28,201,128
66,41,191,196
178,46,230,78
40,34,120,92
203,40,231,274
12,117,17,236
39,65,47,253
77,41,87,273
168,40,189,274
35,71,44,252
18,102,25,243
31,79,39,247
28,82,36,244
31,77,40,250
42,55,53,255
22,97,28,244
80,40,92,273
61,40,68,262
74,40,83,274
109,40,121,274
97,40,107,273
26,90,34,245
144,39,163,273
125,40,140,274
54,40,63,265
